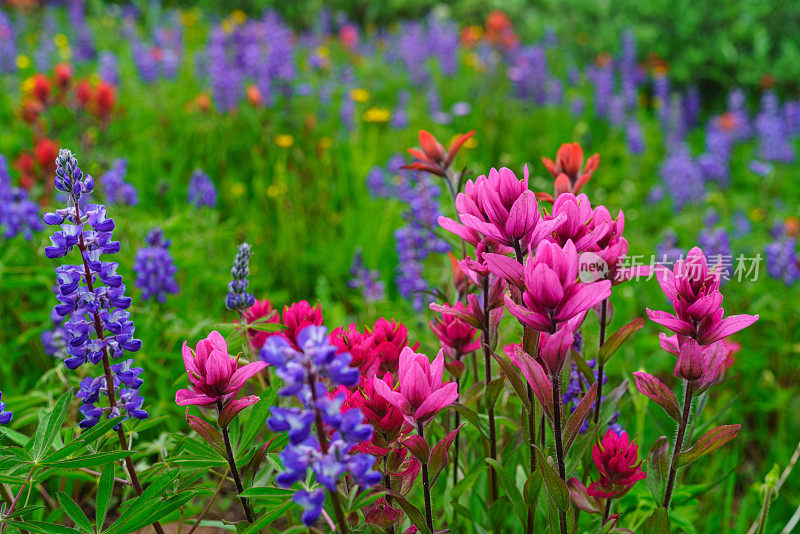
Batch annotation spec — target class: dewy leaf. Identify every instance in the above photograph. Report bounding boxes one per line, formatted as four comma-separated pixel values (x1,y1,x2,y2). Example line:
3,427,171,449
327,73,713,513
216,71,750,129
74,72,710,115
33,389,73,461
677,424,741,467
485,458,526,525
564,382,597,453
647,436,670,504
598,317,645,364
533,447,569,512
643,507,670,534
96,464,114,532
56,491,93,533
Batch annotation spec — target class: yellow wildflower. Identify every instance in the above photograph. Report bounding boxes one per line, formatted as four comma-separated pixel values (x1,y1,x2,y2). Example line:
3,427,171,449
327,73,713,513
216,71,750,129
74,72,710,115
350,88,370,103
275,134,294,148
364,107,391,123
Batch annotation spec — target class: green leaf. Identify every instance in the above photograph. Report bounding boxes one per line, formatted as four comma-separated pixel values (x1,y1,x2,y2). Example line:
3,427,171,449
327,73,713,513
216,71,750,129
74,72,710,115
677,424,741,468
484,378,505,411
96,464,114,532
643,507,670,534
563,382,597,453
56,491,93,532
42,450,134,469
571,349,596,386
33,390,73,461
78,416,127,445
533,447,569,512
384,489,432,534
647,436,670,504
452,403,489,439
492,351,532,412
0,473,27,484
239,388,277,452
598,318,645,364
523,466,542,508
239,486,296,500
485,458,526,525
2,520,82,534
116,491,198,534
240,499,293,533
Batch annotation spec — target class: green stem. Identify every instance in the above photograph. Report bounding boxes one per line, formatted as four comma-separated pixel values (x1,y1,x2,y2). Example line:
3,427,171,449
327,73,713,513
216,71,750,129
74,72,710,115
552,375,568,534
482,278,499,506
593,298,608,424
217,401,255,523
417,423,434,532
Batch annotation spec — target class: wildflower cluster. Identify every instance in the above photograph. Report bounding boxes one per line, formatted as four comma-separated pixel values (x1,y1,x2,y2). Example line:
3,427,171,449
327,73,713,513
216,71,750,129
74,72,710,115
226,243,255,312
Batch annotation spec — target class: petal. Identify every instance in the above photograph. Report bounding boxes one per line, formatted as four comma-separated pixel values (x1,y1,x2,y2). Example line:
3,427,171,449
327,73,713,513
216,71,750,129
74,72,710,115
484,252,525,288
646,309,696,336
556,281,611,322
414,382,458,422
226,361,268,393
175,389,217,406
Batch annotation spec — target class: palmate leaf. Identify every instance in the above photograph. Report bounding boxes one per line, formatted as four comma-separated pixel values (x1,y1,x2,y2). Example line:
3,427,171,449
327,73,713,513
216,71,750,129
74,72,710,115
113,491,198,534
104,470,182,534
56,492,93,532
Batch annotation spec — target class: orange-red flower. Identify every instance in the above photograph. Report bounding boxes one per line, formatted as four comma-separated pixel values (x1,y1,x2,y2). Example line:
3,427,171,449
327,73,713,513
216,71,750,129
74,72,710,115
53,63,73,91
93,81,116,118
538,142,600,202
403,130,475,177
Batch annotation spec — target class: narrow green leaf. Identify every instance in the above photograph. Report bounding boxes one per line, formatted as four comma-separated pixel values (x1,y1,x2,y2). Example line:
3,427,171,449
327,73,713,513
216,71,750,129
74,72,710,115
598,380,629,427
598,318,645,364
492,351,532,412
239,388,277,452
2,520,82,534
78,416,126,444
523,466,542,508
0,473,26,484
384,489,432,534
96,464,114,532
42,450,134,469
34,390,73,461
241,499,293,533
485,458,526,525
452,403,489,439
533,447,569,512
563,382,597,453
56,492,92,532
484,378,505,411
239,486,295,500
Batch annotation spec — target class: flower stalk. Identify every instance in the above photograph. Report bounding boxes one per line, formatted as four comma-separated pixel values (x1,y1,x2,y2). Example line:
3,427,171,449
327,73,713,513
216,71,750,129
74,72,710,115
593,298,608,424
416,422,434,532
663,382,694,509
217,400,255,523
482,277,499,506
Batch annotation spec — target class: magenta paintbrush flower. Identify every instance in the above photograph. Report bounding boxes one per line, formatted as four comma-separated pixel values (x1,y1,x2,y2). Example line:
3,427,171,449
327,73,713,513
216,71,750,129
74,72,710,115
547,193,609,252
499,239,612,332
176,330,266,408
587,430,646,499
647,247,758,344
429,301,480,355
538,322,575,376
673,337,729,395
373,346,459,426
439,166,565,250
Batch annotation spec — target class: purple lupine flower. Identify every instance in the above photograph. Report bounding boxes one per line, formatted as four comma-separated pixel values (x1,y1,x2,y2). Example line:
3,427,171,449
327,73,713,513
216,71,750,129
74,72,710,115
133,228,179,302
698,227,732,281
102,159,138,206
0,154,43,240
659,143,704,210
625,117,646,154
398,21,430,86
98,51,119,86
0,391,12,424
349,249,385,304
749,160,773,176
262,326,381,525
619,30,642,109
187,169,217,208
652,71,671,122
588,60,614,118
226,243,255,312
703,208,720,228
391,91,410,129
785,100,800,136
570,97,586,117
561,359,620,435
43,149,147,428
340,99,355,131
452,101,472,117
726,88,752,141
68,0,96,63
35,12,57,71
682,86,701,130
609,95,626,127
656,230,684,267
732,211,752,239
508,45,549,105
427,13,459,76
765,234,800,286
698,122,732,187
0,11,16,75
756,91,795,163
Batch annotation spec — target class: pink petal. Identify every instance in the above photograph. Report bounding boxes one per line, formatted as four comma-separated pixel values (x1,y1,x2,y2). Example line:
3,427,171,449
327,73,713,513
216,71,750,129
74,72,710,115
414,382,458,423
699,313,759,344
646,309,695,336
556,280,611,322
175,389,217,406
484,252,525,288
226,361,268,394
